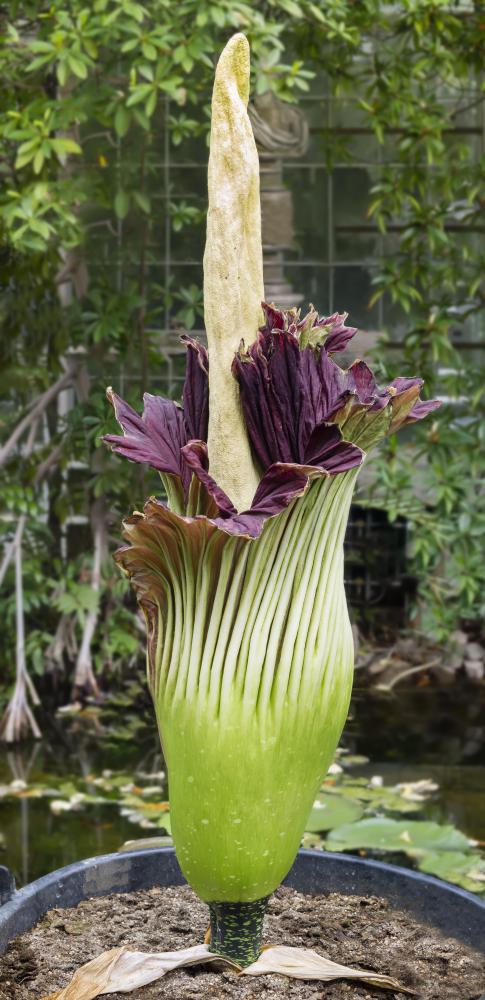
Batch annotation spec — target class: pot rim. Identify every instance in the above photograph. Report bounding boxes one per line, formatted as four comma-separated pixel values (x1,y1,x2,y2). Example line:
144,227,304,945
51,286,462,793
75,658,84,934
1,847,484,956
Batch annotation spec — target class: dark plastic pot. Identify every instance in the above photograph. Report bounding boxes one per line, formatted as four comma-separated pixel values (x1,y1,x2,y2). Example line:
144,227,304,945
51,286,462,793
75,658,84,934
1,847,485,957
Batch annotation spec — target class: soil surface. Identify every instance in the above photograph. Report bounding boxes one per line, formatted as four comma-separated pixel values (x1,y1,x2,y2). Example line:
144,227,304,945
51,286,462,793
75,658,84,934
0,884,484,1000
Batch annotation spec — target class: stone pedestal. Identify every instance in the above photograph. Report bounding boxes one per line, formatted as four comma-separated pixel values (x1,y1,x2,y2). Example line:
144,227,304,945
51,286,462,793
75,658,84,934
249,93,309,308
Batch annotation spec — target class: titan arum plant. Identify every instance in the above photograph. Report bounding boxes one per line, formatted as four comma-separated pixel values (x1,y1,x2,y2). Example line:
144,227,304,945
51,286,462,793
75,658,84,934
51,33,439,998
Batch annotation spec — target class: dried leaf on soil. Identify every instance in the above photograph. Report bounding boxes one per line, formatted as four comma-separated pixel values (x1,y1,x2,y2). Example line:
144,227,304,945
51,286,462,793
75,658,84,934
41,942,410,998
242,945,413,990
41,944,228,1000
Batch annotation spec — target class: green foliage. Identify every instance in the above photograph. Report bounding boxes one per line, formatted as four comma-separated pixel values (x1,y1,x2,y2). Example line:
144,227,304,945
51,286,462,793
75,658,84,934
364,374,485,638
0,0,484,697
301,769,485,896
326,817,472,853
295,3,484,637
305,795,364,832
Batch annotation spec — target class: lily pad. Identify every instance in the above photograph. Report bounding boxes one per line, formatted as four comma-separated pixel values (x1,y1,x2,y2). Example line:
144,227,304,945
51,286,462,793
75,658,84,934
337,754,370,768
417,850,485,894
305,795,364,832
327,818,472,855
321,779,422,814
118,836,173,853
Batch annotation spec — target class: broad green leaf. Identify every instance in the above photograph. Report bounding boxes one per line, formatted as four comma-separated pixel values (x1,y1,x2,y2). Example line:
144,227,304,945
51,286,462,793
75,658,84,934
114,105,131,137
118,836,172,852
67,55,88,80
133,190,150,213
305,795,364,832
278,0,303,15
16,138,39,156
33,149,45,173
123,2,146,22
418,850,485,894
142,42,157,60
114,190,130,219
15,150,36,169
327,818,472,855
50,138,82,155
145,89,157,117
30,219,50,238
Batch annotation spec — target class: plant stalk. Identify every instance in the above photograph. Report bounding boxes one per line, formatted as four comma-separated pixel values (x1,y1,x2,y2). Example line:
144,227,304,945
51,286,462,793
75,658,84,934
208,896,269,966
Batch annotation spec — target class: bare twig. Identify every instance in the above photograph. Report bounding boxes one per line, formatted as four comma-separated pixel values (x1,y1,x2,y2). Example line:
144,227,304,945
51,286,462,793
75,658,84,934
34,442,63,484
0,420,42,742
0,368,73,470
0,437,63,588
0,516,42,742
0,519,23,589
71,498,108,698
376,659,441,692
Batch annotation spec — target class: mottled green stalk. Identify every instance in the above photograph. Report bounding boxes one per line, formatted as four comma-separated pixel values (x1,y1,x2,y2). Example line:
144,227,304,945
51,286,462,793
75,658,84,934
208,897,269,965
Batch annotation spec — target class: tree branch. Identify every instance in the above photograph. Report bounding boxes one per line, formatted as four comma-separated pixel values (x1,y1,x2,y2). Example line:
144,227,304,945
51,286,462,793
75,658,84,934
71,498,108,699
0,368,74,470
0,514,42,742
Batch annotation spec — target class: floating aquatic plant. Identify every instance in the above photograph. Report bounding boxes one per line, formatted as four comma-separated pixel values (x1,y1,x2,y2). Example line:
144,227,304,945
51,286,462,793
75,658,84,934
62,29,440,994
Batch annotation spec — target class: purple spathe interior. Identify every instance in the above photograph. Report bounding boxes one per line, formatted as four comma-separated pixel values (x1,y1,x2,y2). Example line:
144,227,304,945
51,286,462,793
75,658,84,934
103,302,440,538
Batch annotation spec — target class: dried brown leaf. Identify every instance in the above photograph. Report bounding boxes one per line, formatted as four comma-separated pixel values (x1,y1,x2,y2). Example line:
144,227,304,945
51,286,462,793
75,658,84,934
242,945,414,992
40,944,228,1000
41,942,412,998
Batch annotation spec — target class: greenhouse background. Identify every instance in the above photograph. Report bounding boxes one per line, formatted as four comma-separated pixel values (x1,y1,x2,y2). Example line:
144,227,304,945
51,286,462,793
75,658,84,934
43,69,485,625
0,0,484,905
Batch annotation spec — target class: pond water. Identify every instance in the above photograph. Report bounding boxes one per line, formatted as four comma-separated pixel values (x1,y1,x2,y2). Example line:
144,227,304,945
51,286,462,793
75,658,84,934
0,685,484,888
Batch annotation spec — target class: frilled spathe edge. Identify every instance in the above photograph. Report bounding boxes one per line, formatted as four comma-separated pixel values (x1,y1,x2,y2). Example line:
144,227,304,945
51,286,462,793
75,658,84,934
233,322,441,458
181,439,363,535
259,301,358,354
103,336,208,501
114,445,364,553
103,373,364,527
103,305,439,524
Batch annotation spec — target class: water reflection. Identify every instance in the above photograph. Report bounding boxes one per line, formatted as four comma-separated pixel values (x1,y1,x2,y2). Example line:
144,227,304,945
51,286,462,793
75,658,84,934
5,744,42,885
348,685,485,766
0,720,163,886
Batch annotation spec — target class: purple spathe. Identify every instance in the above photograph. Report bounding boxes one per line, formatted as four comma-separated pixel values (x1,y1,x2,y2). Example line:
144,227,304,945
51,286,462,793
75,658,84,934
233,304,441,467
103,302,440,539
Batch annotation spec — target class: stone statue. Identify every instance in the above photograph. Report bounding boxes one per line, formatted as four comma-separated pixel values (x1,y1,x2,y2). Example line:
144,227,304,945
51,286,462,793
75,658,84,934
249,92,309,306
250,91,309,159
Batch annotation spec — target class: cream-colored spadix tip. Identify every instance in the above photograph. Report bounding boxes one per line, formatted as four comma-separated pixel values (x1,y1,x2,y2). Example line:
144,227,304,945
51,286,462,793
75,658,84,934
203,30,263,511
215,33,250,105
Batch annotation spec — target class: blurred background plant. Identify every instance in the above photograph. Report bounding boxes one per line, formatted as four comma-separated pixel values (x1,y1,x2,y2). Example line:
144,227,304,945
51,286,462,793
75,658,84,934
0,0,484,737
